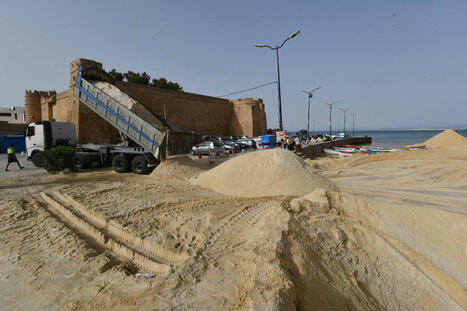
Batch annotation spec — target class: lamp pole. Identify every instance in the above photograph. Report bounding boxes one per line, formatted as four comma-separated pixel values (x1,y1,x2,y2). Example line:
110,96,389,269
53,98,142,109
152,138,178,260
324,101,337,135
339,108,349,135
301,86,321,135
255,30,300,131
351,113,356,136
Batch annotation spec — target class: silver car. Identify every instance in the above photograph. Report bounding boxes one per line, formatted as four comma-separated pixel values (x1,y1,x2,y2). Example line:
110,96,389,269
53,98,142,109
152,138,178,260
192,141,224,155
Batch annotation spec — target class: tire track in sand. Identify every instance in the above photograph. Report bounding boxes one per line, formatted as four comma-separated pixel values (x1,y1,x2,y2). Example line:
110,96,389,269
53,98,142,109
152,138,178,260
35,190,179,275
206,201,278,246
52,191,189,265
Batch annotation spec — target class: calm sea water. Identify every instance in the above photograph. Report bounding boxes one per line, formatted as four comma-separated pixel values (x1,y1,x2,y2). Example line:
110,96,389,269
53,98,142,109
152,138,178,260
309,129,467,148
352,130,467,148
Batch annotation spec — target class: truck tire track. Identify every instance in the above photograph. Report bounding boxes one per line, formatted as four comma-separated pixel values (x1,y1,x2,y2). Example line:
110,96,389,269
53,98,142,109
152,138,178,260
38,191,171,275
206,201,278,246
51,191,188,265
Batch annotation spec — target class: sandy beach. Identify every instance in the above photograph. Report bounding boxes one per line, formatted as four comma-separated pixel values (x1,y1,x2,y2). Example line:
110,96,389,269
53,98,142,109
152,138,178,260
0,130,466,310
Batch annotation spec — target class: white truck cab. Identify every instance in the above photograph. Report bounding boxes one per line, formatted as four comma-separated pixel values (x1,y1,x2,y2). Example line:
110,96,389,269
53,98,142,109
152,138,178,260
25,121,77,166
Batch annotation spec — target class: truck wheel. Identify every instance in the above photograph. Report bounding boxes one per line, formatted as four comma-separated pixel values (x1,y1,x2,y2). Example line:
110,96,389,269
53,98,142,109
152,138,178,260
131,155,150,175
31,152,43,167
112,154,130,173
74,156,89,169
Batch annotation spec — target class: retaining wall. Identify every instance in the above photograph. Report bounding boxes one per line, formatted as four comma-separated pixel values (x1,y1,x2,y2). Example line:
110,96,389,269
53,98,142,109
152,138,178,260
301,137,372,158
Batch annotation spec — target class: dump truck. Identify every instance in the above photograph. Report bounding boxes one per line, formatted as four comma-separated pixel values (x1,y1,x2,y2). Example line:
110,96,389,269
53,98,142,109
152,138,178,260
25,65,192,174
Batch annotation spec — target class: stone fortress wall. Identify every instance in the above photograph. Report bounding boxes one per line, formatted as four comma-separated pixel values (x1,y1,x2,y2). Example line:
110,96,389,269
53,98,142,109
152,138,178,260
25,58,267,143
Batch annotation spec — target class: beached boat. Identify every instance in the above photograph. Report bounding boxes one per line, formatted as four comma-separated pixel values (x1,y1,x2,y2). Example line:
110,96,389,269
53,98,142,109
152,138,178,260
323,148,341,156
323,148,353,157
343,144,362,148
334,147,358,153
361,147,399,153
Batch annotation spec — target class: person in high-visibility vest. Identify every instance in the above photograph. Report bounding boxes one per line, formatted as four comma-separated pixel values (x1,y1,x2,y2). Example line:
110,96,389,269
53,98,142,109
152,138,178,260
5,143,24,171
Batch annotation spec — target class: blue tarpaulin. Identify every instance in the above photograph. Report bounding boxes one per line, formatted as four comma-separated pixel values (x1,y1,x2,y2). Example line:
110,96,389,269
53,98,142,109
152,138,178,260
0,133,26,153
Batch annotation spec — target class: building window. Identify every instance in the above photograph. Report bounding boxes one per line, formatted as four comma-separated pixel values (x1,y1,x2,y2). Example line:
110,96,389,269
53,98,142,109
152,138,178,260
15,113,17,120
0,113,11,117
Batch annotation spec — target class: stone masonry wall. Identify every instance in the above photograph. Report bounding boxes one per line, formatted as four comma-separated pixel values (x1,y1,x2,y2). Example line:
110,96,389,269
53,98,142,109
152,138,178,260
25,58,267,143
116,82,235,136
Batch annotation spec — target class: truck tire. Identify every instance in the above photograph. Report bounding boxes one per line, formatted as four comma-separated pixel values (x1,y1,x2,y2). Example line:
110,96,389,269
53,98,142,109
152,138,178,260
31,152,43,167
74,155,89,170
112,154,130,173
131,155,150,175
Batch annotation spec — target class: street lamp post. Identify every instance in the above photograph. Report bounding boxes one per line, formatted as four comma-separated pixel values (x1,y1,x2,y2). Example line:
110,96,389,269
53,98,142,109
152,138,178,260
324,101,337,135
351,113,357,137
301,86,321,135
339,108,349,135
255,30,300,131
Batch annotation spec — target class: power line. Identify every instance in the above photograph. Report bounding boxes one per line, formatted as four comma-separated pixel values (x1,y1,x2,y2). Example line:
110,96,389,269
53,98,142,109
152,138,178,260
217,81,277,98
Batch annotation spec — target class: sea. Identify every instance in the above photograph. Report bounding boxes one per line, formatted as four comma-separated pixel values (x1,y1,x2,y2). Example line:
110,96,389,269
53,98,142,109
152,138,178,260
309,129,467,148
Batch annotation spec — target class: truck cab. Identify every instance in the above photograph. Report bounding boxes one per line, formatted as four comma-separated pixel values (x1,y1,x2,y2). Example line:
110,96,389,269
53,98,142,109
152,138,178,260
25,121,77,166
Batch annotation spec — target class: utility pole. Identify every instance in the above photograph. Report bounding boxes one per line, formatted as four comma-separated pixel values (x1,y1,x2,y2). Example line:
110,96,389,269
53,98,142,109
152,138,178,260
301,86,321,135
351,113,356,136
255,30,300,130
339,108,349,135
324,101,337,135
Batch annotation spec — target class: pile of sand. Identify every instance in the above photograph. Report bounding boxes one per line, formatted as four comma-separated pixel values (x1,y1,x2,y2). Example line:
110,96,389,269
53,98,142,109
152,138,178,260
421,129,467,149
193,149,335,197
150,157,207,180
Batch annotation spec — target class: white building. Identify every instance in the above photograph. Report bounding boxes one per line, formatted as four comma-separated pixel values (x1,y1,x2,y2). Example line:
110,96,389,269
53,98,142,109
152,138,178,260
0,106,26,124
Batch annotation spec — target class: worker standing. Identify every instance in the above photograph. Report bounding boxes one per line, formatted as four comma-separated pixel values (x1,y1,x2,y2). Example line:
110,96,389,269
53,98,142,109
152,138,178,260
294,136,301,153
5,143,24,171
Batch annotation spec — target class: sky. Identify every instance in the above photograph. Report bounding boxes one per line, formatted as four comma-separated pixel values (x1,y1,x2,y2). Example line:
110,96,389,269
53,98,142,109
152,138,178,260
0,0,466,131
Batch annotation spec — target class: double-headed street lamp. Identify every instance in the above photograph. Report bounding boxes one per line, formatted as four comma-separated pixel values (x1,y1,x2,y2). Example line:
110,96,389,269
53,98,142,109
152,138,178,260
255,30,300,131
301,86,321,135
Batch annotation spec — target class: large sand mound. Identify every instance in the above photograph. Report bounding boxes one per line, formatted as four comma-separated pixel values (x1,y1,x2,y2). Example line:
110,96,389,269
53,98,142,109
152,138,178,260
150,157,207,180
193,149,335,197
422,129,467,149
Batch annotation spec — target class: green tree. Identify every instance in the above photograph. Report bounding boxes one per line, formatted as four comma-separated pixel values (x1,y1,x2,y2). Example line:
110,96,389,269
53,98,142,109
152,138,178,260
108,69,124,82
151,77,183,91
124,71,151,85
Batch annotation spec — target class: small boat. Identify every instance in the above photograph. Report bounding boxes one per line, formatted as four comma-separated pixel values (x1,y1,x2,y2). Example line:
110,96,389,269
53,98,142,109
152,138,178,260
323,148,353,157
361,147,399,153
334,147,358,153
343,144,362,148
323,148,341,156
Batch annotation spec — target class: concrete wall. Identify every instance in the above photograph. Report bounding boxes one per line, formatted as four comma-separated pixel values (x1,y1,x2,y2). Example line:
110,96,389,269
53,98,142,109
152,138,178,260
0,106,26,124
301,137,373,158
0,121,27,136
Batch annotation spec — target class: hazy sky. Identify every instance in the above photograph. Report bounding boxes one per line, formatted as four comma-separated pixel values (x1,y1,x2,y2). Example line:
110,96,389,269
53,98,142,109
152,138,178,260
1,0,466,130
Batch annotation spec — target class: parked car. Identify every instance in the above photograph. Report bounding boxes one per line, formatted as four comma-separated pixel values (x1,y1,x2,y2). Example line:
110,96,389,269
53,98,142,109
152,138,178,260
237,139,255,149
192,141,224,155
192,134,205,145
223,140,242,153
252,137,262,146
